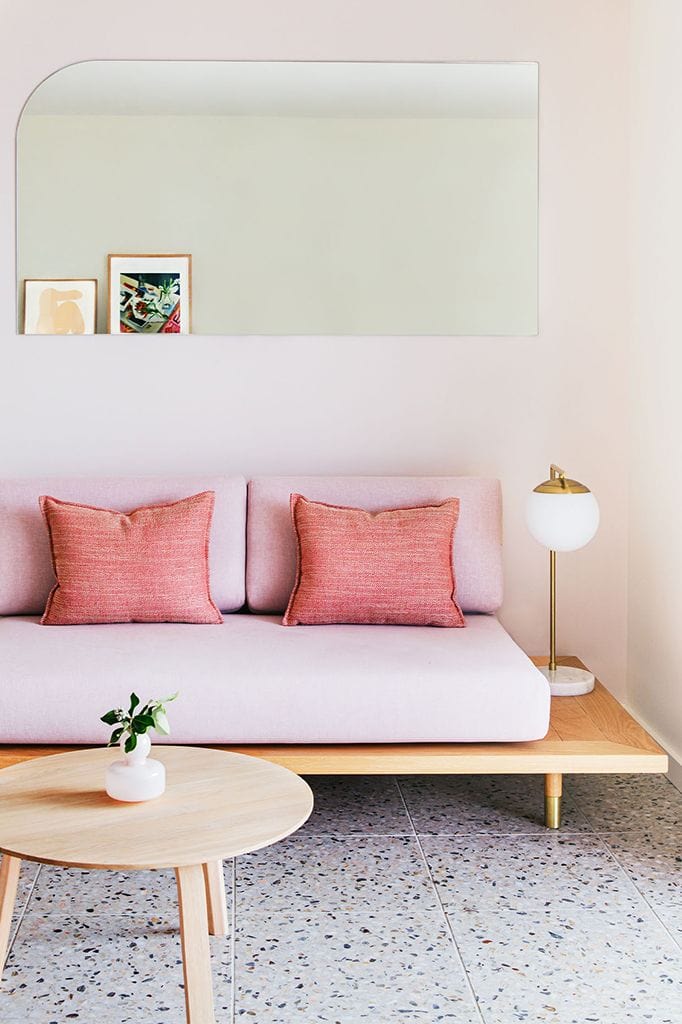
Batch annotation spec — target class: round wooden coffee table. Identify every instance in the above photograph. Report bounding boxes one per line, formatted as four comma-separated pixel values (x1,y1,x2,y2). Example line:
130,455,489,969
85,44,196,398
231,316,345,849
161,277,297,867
0,746,313,1023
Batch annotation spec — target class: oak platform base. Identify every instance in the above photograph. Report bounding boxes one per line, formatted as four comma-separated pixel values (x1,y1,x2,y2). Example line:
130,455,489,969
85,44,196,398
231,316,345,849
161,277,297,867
0,659,667,831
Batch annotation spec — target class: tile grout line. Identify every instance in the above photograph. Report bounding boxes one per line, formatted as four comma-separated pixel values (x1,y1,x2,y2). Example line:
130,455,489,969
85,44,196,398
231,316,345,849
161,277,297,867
230,857,237,1024
393,778,488,1024
303,828,596,838
595,832,682,955
6,863,41,960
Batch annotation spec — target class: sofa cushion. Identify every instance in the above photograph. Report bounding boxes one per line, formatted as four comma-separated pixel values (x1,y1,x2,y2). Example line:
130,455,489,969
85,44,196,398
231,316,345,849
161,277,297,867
283,494,465,627
0,476,246,615
0,613,549,744
247,477,503,614
40,492,222,625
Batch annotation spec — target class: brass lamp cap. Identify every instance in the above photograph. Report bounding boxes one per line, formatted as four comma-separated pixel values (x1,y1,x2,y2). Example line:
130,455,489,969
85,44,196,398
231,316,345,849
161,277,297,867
533,476,590,495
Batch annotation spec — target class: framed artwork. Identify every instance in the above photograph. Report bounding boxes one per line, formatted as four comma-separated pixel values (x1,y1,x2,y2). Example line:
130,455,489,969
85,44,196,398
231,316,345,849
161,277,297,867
108,254,192,334
23,279,97,335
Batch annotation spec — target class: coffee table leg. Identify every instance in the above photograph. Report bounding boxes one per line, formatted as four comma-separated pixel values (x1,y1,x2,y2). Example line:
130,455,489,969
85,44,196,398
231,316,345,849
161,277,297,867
202,860,229,937
175,864,216,1024
0,855,21,973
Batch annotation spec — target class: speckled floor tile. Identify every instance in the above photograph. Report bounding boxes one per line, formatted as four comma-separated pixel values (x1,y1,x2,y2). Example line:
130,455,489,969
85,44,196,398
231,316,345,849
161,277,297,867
422,833,682,1023
1,857,40,954
236,836,439,915
449,906,682,1024
2,913,232,1024
234,910,478,1022
5,778,682,1024
604,830,682,942
422,833,646,914
24,863,232,919
300,775,410,835
571,773,682,831
12,859,40,908
399,774,592,834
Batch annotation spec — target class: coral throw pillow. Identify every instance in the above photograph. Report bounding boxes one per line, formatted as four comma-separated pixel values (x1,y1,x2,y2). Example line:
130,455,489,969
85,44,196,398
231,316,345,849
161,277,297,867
283,494,465,627
40,491,222,625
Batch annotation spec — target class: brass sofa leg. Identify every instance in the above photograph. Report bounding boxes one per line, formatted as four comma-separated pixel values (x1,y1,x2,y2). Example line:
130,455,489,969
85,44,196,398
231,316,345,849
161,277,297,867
544,773,562,829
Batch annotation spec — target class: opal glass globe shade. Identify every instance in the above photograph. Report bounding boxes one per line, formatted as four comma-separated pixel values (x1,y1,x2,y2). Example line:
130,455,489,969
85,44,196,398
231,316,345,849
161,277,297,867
525,490,600,552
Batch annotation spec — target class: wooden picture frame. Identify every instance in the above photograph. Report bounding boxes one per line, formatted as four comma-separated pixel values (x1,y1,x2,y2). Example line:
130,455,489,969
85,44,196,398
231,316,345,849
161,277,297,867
23,279,98,335
108,254,192,334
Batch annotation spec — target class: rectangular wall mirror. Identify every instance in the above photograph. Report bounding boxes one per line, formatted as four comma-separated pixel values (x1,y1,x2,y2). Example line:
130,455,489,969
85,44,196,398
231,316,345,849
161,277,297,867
17,60,538,335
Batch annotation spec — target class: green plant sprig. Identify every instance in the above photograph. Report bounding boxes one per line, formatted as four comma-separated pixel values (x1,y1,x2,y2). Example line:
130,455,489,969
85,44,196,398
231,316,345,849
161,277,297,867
101,692,178,753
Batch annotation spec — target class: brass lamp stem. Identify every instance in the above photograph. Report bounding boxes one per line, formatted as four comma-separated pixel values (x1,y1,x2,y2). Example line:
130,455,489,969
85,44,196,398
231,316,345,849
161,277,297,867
549,549,557,672
547,464,561,672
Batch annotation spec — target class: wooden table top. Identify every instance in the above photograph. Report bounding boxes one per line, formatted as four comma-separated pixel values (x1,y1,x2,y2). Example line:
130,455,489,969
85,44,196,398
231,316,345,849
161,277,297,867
0,746,313,870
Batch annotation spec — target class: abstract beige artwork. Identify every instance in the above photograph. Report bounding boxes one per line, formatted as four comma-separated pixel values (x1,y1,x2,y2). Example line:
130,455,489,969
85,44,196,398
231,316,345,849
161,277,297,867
23,279,97,335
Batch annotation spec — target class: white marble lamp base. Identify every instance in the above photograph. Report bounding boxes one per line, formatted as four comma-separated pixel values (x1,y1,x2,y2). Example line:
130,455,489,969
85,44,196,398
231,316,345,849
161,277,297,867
539,665,595,696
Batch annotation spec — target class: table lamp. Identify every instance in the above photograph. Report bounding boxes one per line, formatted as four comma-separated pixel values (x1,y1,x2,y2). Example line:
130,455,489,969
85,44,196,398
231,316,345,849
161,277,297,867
526,464,600,696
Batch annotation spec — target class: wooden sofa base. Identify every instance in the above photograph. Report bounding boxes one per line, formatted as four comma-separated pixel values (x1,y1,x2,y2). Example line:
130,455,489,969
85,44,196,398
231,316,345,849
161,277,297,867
0,659,667,830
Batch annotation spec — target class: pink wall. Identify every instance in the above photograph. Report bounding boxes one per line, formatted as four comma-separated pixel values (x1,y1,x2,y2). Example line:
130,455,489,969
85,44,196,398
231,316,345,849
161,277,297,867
0,1,630,693
628,0,682,775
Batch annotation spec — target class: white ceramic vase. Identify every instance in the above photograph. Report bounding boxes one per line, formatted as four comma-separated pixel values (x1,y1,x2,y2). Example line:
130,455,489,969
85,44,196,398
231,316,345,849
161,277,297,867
105,732,166,802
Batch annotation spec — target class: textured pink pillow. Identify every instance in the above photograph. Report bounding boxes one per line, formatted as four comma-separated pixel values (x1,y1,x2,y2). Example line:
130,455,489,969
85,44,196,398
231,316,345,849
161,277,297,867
40,491,222,625
283,494,465,627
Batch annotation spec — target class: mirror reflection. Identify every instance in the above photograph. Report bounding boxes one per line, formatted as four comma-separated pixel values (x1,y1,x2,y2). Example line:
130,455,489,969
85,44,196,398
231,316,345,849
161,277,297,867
18,61,538,335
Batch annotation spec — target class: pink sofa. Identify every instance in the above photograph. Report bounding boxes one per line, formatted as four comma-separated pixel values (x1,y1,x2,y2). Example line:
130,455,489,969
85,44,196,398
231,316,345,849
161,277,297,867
0,475,550,744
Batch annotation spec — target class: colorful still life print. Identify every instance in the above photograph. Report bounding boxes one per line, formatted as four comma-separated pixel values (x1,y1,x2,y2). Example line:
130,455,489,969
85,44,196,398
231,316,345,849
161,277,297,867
119,273,181,333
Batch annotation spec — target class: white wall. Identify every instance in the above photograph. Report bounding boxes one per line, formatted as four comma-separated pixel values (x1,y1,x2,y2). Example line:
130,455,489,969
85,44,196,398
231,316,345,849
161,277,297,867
628,0,682,774
0,0,630,695
18,113,538,335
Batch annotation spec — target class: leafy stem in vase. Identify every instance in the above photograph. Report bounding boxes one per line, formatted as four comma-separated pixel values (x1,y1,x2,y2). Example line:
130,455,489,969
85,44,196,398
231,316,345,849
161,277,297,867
101,692,179,754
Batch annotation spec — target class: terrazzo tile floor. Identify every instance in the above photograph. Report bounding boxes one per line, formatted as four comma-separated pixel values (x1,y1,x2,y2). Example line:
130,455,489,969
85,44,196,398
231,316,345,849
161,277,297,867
2,773,681,1023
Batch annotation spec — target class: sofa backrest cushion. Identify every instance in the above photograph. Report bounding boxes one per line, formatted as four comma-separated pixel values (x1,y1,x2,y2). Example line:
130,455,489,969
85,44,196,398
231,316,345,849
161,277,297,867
0,476,246,615
247,476,503,614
